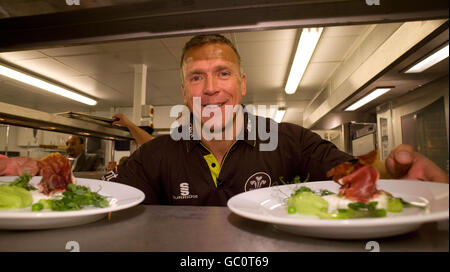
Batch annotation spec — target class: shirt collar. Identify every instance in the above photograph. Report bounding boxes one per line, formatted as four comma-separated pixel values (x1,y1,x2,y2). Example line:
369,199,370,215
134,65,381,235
184,105,256,153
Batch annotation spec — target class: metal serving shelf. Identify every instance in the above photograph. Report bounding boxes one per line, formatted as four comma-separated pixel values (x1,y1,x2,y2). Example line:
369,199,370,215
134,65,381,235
0,101,133,141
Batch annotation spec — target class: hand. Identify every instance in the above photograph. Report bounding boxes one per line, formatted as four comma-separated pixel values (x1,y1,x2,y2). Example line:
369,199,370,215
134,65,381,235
385,144,449,183
0,157,40,176
112,114,134,128
107,161,117,172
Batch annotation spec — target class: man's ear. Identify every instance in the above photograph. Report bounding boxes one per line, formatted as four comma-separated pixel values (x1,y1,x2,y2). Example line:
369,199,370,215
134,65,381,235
241,73,247,97
181,84,188,105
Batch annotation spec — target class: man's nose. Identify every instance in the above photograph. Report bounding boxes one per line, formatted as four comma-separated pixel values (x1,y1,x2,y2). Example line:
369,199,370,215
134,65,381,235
203,75,219,95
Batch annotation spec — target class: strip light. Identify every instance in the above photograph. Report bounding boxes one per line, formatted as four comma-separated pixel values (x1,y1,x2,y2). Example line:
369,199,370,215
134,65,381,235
285,28,323,95
405,43,449,73
274,108,286,123
0,64,97,106
345,88,391,111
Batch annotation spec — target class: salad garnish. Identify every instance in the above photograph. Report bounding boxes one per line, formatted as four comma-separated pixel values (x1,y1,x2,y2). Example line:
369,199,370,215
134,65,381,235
8,171,36,191
284,150,426,219
32,184,110,211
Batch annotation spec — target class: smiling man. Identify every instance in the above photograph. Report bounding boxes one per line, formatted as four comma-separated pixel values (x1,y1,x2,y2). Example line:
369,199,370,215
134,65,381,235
180,35,248,164
111,34,448,206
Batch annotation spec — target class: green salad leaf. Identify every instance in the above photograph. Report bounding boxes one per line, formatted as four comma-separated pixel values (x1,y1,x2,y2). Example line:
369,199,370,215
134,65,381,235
278,174,310,185
317,201,387,219
49,184,109,211
9,172,36,191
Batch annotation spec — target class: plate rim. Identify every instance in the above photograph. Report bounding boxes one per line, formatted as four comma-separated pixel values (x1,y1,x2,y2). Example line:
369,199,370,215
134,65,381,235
0,177,145,219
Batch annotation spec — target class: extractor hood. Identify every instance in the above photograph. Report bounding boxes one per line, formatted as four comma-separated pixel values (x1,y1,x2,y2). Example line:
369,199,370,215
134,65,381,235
0,101,132,141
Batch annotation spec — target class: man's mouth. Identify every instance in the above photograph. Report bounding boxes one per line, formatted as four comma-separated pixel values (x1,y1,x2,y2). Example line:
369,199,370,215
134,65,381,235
203,102,226,109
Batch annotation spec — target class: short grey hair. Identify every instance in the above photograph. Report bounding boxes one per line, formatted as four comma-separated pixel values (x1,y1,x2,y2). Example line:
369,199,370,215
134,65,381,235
180,34,244,82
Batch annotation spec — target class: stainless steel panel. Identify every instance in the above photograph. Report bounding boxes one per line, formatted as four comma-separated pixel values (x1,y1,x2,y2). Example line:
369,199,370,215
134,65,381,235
0,101,133,141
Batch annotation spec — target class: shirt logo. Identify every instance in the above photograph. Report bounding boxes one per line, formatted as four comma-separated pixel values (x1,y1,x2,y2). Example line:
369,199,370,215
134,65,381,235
244,172,271,191
173,182,199,200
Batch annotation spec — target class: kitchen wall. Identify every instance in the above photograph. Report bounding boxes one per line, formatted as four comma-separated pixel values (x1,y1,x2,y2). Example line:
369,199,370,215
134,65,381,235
388,76,449,172
390,76,449,148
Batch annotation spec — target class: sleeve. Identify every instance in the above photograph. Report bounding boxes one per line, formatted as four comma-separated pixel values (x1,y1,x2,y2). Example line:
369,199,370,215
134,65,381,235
111,142,166,205
297,126,354,181
92,155,104,171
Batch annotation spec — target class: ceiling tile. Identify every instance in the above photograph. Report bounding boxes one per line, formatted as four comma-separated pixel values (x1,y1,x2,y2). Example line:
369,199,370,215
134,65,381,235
0,79,93,113
300,62,340,88
0,50,47,62
324,25,370,37
14,58,83,79
98,39,164,52
161,36,193,48
234,29,297,42
116,49,179,70
55,54,133,75
39,45,103,57
149,70,182,87
312,36,359,62
62,75,124,101
148,83,181,101
244,65,287,87
239,40,295,66
91,72,134,95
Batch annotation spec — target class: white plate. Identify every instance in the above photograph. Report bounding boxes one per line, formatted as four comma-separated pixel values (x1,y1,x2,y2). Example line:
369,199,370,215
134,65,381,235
227,180,449,239
0,176,145,230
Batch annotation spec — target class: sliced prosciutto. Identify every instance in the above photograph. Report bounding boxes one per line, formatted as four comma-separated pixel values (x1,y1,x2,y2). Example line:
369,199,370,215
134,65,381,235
327,150,380,203
37,153,74,195
337,165,379,203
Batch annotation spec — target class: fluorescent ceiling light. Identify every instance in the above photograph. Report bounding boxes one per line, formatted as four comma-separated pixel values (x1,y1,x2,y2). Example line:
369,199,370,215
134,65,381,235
345,88,391,111
405,43,449,73
285,27,323,95
0,64,97,106
274,108,286,123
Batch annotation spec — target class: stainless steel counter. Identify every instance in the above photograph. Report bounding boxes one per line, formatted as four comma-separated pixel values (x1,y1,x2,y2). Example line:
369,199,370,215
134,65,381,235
0,205,448,252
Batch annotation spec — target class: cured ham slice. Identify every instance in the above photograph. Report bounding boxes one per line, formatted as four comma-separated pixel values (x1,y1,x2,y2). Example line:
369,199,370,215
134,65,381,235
37,153,74,195
337,165,379,203
327,150,380,203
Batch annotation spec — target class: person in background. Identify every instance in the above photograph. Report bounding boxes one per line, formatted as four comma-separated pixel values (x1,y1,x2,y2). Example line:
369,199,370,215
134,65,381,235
112,114,153,147
66,135,103,172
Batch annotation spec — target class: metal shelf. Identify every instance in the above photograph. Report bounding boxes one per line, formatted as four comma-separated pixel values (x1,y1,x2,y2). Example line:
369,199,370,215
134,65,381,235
0,101,133,141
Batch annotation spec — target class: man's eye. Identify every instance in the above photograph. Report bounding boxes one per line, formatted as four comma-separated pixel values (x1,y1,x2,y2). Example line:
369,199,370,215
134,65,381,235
191,75,202,82
219,71,231,77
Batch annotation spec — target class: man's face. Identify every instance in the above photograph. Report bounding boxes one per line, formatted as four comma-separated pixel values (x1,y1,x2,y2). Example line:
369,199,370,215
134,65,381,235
66,136,84,158
181,43,247,131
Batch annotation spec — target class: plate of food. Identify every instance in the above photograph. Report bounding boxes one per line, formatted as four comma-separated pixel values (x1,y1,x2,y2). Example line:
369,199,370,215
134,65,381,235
227,151,449,239
0,153,145,230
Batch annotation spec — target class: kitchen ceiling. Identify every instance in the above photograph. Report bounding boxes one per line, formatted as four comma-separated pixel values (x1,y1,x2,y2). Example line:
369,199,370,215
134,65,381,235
0,25,368,114
0,0,448,128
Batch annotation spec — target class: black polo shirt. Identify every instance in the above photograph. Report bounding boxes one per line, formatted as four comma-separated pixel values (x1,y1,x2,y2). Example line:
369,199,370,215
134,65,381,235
113,114,354,206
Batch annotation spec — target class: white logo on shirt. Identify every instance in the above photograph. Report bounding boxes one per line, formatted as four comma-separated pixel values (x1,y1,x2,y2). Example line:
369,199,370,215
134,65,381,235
180,182,189,196
173,182,199,200
245,172,272,191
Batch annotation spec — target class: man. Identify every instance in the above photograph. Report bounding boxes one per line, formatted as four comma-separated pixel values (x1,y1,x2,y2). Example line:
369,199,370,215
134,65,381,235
112,34,448,206
66,135,103,172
